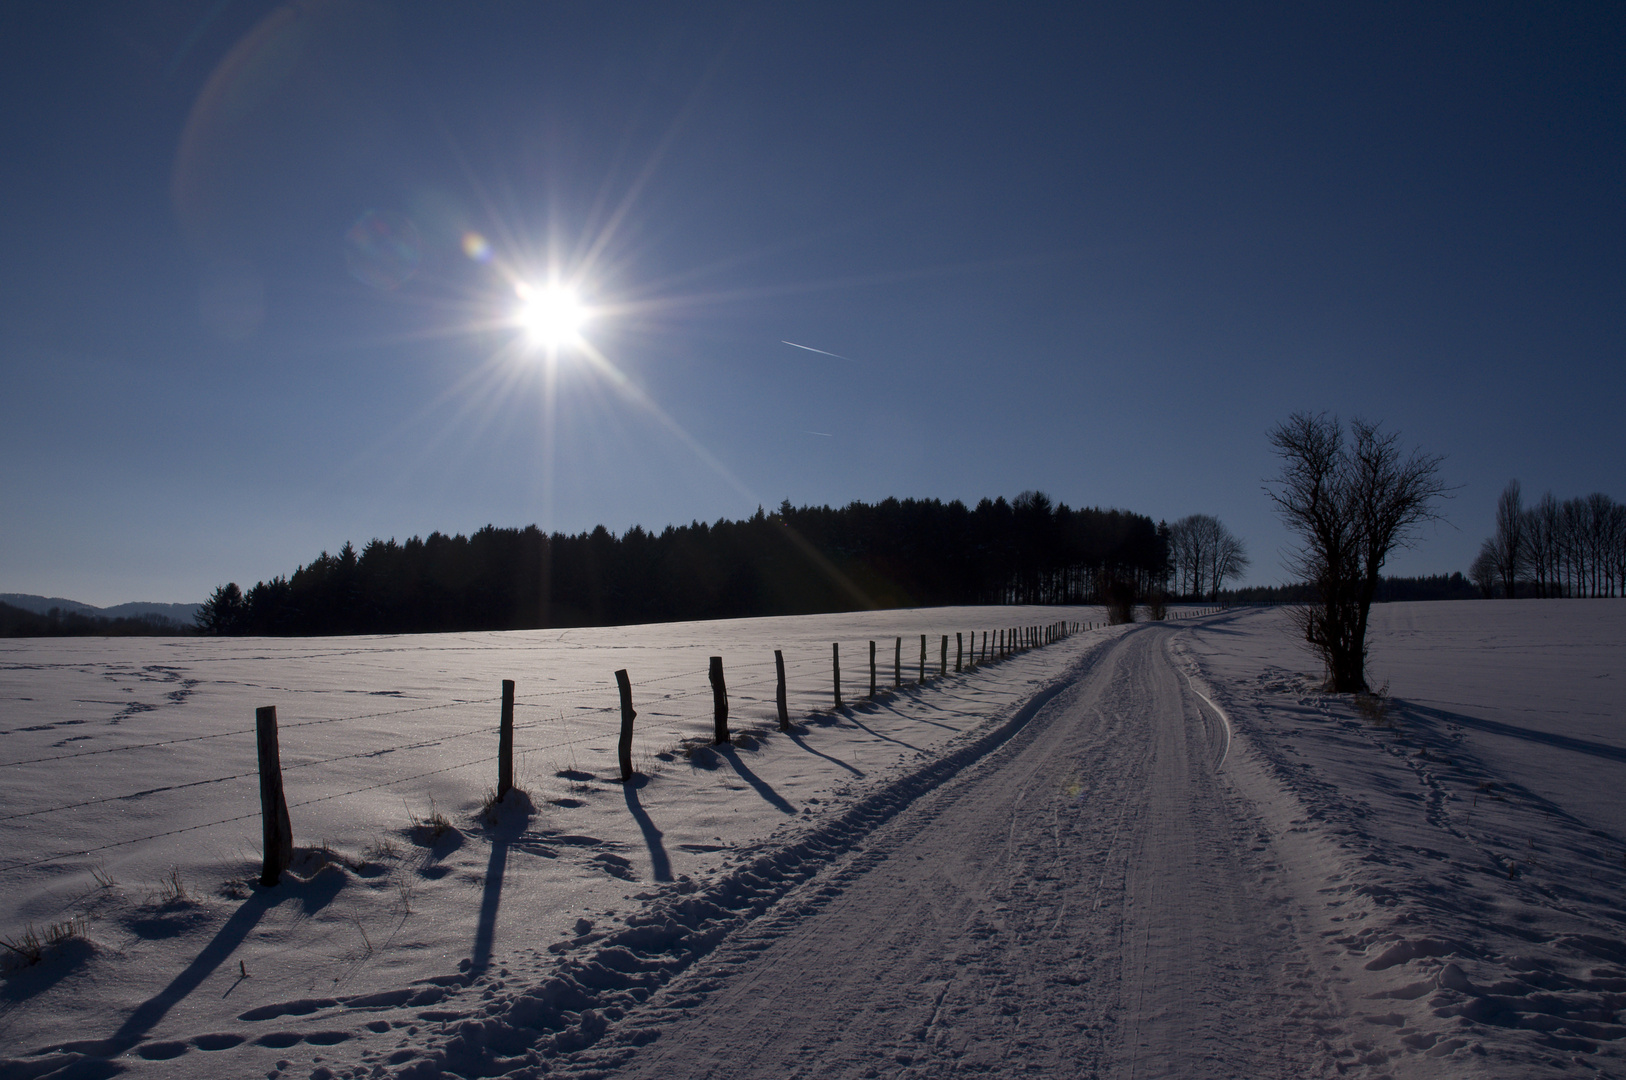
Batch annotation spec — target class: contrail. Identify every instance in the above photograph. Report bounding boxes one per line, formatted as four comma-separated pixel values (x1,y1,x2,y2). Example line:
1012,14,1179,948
806,431,833,437
782,340,855,362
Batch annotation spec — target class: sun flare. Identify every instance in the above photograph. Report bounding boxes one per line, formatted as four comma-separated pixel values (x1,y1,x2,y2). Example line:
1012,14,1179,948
515,282,588,349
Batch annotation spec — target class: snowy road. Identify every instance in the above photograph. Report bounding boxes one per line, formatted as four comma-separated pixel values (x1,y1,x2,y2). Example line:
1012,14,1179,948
563,625,1334,1079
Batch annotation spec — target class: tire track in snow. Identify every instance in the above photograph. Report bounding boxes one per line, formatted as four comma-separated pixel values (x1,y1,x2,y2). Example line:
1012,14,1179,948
556,627,1339,1080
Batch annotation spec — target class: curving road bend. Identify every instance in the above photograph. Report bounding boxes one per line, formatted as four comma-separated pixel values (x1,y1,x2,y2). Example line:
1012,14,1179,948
565,625,1338,1079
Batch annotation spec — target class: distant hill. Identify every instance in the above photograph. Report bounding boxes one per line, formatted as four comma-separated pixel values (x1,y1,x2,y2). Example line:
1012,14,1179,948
0,593,100,616
0,594,201,626
0,600,199,637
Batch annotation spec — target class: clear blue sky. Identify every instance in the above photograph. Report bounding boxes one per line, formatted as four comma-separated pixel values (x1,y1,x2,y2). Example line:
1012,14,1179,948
3,2,1621,606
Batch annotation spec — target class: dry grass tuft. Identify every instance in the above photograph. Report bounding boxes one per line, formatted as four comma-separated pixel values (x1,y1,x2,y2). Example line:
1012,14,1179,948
1,918,87,970
155,867,190,904
1351,681,1394,728
409,800,454,841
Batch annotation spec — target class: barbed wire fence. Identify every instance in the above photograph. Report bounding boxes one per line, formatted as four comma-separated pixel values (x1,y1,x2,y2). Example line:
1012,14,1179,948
0,612,1215,881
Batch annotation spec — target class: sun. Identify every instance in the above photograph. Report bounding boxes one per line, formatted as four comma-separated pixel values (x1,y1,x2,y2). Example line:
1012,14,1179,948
514,282,589,349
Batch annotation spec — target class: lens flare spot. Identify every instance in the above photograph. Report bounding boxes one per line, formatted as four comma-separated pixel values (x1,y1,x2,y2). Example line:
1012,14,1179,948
461,231,493,263
344,208,422,290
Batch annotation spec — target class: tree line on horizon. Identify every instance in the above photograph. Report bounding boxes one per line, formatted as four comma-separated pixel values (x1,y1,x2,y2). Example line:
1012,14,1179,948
0,600,194,637
196,493,1181,636
1218,572,1479,605
1473,482,1626,599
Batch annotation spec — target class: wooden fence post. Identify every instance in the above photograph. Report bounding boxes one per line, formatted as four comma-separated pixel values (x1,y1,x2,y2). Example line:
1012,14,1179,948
939,634,948,676
919,634,927,684
955,632,963,673
894,636,902,688
833,642,843,708
615,670,636,783
775,649,789,731
255,706,292,887
498,679,515,800
869,640,877,699
709,656,729,744
982,630,987,663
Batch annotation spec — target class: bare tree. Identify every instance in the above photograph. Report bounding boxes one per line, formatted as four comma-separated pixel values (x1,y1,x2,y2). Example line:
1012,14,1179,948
1266,413,1451,693
1209,530,1250,600
1560,497,1587,597
1492,479,1524,599
1167,517,1198,598
1168,514,1249,601
1520,493,1560,597
1470,539,1500,598
1585,493,1616,597
1611,500,1626,599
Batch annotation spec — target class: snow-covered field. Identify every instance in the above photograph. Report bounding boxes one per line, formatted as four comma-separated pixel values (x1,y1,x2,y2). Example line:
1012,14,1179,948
1,600,1621,1079
0,605,1118,1077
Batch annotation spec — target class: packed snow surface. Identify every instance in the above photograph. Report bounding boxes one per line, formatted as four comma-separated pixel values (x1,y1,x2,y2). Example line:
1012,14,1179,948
1,601,1622,1078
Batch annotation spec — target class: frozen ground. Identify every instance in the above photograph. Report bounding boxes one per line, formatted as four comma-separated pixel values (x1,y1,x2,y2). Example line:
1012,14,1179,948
1,600,1621,1078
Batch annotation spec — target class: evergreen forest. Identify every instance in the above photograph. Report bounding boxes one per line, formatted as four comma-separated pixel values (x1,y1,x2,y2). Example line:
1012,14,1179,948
197,493,1170,635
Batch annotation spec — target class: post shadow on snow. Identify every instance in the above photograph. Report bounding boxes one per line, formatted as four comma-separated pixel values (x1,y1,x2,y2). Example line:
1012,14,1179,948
41,869,343,1061
713,743,798,815
621,774,672,882
783,726,864,777
827,709,922,752
470,792,532,976
870,697,957,731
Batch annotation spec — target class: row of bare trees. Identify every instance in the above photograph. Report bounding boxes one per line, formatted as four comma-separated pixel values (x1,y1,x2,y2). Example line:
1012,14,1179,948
1472,481,1626,598
1166,515,1250,601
